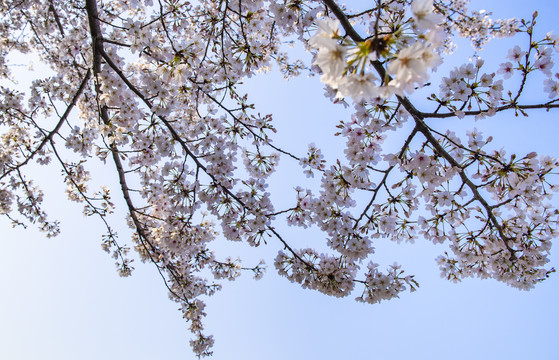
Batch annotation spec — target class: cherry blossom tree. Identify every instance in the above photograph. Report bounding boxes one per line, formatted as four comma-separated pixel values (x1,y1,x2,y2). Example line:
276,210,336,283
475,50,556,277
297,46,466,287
1,0,558,356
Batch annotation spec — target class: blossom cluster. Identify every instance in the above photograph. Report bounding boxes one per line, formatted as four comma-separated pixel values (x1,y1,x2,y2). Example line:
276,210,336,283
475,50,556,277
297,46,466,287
308,0,446,101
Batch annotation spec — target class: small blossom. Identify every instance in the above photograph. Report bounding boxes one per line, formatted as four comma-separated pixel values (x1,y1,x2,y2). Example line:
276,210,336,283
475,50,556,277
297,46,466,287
544,78,559,98
411,0,444,31
498,62,514,79
506,45,525,62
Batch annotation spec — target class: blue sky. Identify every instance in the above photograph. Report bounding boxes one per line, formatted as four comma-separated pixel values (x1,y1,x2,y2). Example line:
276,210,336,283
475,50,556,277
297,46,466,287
1,1,558,359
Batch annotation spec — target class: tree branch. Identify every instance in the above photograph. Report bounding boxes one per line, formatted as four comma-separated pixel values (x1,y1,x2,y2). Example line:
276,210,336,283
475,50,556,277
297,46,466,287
0,69,91,182
321,0,517,258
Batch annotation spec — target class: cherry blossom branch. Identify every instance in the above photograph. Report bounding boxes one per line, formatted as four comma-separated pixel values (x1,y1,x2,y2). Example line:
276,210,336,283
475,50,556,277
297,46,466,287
347,6,381,19
512,21,535,104
0,69,91,182
48,135,131,273
421,101,559,118
201,90,301,161
355,126,419,226
96,32,316,270
413,117,516,255
86,0,318,278
48,0,65,37
322,0,517,257
85,0,196,303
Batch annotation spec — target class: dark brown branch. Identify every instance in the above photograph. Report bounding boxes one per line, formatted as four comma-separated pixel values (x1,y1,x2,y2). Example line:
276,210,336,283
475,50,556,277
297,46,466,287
98,41,316,270
48,0,65,37
321,0,364,42
321,0,517,258
355,126,419,227
421,102,559,119
85,0,193,304
48,137,130,269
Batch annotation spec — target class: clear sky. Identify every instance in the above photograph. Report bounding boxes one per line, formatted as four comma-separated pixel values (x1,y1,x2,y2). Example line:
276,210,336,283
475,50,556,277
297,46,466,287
1,1,558,359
